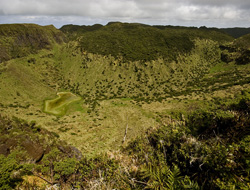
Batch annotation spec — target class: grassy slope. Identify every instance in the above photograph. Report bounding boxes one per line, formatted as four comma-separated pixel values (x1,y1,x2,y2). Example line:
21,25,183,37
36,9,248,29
2,49,249,158
0,24,66,63
58,39,222,102
0,44,158,156
0,23,249,158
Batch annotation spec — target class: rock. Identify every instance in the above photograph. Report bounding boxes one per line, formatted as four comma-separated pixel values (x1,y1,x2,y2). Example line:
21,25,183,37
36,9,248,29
0,144,9,156
57,145,82,160
22,139,44,162
0,138,17,156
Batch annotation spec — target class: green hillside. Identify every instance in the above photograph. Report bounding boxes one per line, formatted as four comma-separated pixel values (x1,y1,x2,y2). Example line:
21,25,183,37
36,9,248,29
220,33,250,66
0,23,250,189
75,22,233,62
220,27,250,38
234,33,250,49
0,24,66,63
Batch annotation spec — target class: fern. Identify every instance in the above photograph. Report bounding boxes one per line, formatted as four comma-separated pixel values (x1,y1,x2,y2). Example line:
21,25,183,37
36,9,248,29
141,162,199,190
141,162,176,190
182,176,200,189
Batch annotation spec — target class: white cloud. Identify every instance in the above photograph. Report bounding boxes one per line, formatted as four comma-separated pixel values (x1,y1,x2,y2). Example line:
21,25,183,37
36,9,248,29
0,0,249,27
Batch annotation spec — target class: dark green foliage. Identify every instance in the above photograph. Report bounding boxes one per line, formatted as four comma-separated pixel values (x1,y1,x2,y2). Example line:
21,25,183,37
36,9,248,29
234,33,250,49
220,44,250,65
60,24,103,39
125,97,250,189
76,22,231,62
78,22,188,61
187,110,236,138
35,148,78,187
60,24,103,33
154,25,234,42
0,152,23,189
27,57,36,64
78,155,119,182
231,97,250,113
35,153,120,189
54,157,77,181
63,23,232,62
220,27,250,38
235,49,250,65
140,162,199,190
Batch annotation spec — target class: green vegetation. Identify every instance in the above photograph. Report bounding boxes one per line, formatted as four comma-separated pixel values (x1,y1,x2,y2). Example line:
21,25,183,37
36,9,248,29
44,92,81,116
60,24,103,40
0,152,22,189
220,27,250,38
0,114,82,189
1,93,250,189
0,24,66,63
234,33,250,49
74,22,232,62
124,94,250,189
0,22,250,189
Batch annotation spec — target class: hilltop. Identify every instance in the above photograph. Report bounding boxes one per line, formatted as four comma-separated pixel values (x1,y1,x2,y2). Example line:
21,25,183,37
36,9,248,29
220,27,250,38
0,22,250,189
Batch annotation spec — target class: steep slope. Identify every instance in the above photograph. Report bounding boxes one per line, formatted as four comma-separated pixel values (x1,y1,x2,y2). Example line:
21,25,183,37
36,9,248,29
0,115,81,161
0,24,66,63
220,33,250,66
57,23,233,103
234,33,250,49
0,114,82,189
58,39,221,102
75,22,233,62
220,27,250,38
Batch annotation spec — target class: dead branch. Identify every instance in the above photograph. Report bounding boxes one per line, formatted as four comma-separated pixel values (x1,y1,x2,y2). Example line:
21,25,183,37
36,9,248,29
122,116,129,144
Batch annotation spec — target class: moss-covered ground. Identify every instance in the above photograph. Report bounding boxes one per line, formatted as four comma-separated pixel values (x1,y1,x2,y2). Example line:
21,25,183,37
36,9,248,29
44,92,81,116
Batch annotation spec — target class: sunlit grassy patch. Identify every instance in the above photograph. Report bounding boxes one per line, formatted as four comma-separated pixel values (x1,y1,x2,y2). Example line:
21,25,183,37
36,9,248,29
44,92,81,116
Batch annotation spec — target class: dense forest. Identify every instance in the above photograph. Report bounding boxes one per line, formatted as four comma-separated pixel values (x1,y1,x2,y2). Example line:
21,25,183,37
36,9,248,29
0,23,250,189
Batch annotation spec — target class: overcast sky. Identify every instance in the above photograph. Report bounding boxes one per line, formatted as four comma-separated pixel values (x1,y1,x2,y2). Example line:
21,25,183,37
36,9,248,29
0,0,250,28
